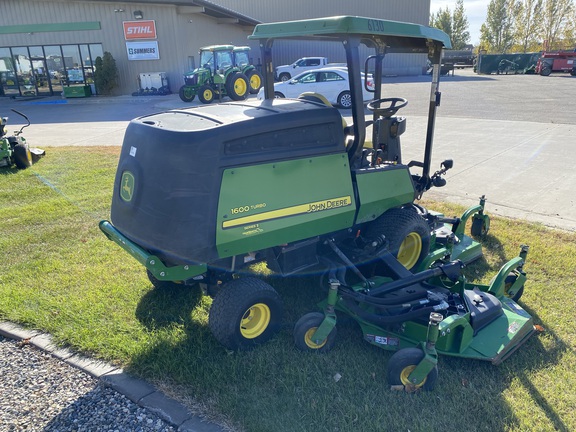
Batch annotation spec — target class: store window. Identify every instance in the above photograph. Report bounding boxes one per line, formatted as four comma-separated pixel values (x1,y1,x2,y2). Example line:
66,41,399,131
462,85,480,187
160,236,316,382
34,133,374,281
0,43,103,97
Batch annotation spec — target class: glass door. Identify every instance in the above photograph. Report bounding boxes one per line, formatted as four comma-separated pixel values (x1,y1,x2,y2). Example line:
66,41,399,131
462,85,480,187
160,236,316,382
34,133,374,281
0,48,19,97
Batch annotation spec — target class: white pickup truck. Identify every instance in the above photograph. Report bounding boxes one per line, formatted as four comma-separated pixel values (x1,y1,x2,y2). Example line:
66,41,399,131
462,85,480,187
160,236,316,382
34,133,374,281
274,57,346,81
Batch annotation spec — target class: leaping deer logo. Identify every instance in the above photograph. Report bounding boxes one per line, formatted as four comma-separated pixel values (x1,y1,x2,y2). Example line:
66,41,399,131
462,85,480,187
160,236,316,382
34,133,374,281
120,172,135,202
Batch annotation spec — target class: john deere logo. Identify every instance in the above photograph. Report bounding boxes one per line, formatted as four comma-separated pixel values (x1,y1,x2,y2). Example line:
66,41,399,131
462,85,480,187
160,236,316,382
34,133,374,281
120,171,135,202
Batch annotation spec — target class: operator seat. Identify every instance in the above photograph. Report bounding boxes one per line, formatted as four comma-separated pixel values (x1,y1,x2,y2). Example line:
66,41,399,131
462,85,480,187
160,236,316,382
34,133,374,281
297,92,350,146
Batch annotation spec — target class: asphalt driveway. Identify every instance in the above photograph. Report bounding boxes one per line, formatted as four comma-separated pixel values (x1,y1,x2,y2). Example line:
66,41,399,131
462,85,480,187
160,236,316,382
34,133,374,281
2,68,575,230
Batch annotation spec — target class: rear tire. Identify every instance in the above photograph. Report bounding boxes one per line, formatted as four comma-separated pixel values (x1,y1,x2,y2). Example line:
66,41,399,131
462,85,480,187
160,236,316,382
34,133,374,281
226,72,249,101
178,85,195,102
209,277,283,350
387,348,438,391
365,207,430,271
13,143,32,169
198,85,215,104
337,91,352,109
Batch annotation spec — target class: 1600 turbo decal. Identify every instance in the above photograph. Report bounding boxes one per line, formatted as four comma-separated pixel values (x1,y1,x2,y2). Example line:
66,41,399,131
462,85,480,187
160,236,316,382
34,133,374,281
222,196,352,230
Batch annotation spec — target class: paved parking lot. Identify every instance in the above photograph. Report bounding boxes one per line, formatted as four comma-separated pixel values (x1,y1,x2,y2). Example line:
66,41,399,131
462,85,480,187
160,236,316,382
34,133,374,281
2,69,575,230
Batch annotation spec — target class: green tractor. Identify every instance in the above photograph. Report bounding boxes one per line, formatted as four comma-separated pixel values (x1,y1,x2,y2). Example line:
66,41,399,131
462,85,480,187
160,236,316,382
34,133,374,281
232,46,263,94
178,45,250,103
0,109,33,169
101,16,534,390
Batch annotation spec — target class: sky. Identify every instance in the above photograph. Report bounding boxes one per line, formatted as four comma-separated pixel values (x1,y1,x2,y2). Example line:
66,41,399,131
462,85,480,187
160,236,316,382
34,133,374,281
430,0,489,45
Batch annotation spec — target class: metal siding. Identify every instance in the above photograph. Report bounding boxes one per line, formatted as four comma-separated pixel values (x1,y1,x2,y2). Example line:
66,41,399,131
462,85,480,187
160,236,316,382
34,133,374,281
214,0,432,74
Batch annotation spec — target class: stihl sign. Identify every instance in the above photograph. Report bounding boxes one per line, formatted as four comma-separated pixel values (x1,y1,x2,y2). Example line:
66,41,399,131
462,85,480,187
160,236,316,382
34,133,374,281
123,20,157,40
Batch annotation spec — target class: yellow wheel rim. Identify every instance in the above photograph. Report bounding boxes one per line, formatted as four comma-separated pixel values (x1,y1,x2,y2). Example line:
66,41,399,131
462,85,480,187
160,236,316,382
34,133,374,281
304,327,327,349
240,303,270,339
250,74,261,91
399,365,427,388
397,232,422,269
202,89,212,100
234,77,247,95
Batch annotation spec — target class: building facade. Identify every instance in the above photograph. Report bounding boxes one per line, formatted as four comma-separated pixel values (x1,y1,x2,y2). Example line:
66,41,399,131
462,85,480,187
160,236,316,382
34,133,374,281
0,0,431,97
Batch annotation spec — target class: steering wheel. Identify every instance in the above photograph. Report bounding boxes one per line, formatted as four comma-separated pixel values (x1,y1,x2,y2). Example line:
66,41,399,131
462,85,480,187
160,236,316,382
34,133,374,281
367,97,408,118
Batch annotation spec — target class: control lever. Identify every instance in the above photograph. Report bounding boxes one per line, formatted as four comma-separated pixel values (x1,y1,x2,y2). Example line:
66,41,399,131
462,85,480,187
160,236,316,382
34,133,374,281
431,159,453,188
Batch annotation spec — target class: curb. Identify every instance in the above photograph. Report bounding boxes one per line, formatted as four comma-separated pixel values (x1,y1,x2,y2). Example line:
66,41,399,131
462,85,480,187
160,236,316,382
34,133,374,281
0,321,224,432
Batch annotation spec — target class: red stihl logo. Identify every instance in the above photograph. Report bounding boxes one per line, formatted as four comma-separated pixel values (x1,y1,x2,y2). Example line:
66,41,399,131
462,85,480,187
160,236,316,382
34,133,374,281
123,20,157,40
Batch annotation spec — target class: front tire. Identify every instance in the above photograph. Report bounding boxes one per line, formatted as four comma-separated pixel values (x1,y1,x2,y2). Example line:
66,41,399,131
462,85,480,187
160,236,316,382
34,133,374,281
209,277,283,350
13,143,33,169
540,66,552,76
146,270,183,290
337,91,352,109
178,85,195,102
471,216,490,237
226,72,249,101
198,85,215,104
274,92,285,98
293,312,336,353
365,207,431,271
387,348,438,391
279,73,291,82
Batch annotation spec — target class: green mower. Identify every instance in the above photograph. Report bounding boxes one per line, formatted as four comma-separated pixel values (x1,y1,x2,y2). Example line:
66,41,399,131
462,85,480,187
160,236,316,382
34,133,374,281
0,109,37,169
100,16,534,390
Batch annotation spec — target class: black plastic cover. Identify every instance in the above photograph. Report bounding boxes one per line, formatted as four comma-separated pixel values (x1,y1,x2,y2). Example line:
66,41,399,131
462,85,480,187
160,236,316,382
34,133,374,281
110,99,346,265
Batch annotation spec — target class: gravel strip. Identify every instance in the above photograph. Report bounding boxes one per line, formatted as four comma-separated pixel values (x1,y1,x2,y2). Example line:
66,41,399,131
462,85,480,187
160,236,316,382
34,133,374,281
0,336,176,432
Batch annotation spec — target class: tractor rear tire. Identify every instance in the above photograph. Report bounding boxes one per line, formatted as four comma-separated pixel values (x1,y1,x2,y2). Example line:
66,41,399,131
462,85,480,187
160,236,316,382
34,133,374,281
13,143,33,169
246,70,263,94
209,277,283,350
178,85,195,102
293,312,336,353
226,72,249,101
198,85,215,104
365,207,430,271
387,347,438,391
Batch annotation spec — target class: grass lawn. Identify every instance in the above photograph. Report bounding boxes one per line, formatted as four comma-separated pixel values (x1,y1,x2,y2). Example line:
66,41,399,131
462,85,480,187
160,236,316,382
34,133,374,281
1,146,575,432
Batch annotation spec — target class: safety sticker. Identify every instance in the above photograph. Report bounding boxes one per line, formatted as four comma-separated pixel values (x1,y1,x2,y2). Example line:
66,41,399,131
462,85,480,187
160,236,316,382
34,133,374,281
366,334,399,346
508,322,521,334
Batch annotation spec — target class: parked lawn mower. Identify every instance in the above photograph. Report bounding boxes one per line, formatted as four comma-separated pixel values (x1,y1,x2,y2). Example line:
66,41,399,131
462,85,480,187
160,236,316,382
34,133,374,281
100,16,534,389
0,109,44,169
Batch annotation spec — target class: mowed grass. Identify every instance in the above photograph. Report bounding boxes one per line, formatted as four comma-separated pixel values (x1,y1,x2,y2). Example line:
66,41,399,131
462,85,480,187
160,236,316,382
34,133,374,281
1,146,575,432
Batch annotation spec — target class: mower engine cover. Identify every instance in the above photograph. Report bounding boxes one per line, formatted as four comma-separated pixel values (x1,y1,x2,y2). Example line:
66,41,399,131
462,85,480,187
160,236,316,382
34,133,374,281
110,99,356,266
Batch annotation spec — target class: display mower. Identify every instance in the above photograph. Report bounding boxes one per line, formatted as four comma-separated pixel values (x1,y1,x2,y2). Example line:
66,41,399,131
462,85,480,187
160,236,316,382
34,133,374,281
100,16,535,390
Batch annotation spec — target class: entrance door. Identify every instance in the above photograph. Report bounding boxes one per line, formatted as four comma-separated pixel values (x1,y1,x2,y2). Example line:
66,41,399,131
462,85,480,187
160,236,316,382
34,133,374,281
31,57,52,96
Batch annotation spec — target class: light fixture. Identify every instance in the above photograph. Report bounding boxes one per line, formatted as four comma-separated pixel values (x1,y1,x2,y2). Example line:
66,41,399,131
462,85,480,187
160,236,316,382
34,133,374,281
133,10,144,20
114,8,124,13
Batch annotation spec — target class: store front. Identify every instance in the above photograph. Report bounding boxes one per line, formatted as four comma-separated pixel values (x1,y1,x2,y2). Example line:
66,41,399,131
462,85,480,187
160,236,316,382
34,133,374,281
0,43,103,97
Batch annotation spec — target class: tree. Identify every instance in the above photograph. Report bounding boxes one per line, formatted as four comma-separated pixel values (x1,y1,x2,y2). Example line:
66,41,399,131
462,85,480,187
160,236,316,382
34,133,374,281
452,0,471,49
430,7,453,37
430,2,471,50
541,0,574,50
480,0,518,53
94,52,119,95
514,0,543,53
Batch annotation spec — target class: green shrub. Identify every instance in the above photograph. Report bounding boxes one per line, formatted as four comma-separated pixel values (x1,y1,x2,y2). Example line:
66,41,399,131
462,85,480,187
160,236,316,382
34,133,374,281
94,52,119,95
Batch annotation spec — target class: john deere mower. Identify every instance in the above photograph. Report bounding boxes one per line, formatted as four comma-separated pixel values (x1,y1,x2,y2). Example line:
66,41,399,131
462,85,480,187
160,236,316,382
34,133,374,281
178,45,250,103
101,16,534,390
